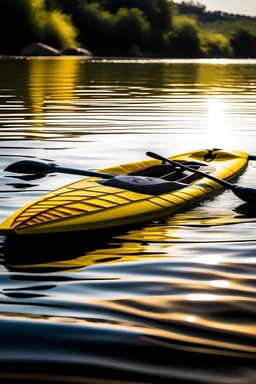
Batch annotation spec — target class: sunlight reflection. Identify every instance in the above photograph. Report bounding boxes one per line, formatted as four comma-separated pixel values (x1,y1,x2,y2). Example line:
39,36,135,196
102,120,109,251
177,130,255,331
194,255,224,265
27,59,79,131
115,225,182,243
210,280,229,288
207,99,230,147
187,315,196,323
186,294,217,301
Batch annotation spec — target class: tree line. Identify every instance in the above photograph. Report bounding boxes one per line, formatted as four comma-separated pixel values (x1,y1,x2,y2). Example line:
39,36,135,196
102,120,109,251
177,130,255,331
0,0,255,58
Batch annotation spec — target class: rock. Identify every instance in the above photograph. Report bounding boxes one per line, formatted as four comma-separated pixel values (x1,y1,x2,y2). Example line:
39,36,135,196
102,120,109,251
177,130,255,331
61,47,92,57
20,42,60,56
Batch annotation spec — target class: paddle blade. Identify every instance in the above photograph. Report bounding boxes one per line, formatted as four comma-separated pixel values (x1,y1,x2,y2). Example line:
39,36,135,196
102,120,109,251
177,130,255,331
233,186,256,205
146,151,165,162
4,160,54,175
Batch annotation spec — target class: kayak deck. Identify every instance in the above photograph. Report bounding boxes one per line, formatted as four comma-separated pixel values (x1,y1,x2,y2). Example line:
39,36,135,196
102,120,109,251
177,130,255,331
0,148,248,235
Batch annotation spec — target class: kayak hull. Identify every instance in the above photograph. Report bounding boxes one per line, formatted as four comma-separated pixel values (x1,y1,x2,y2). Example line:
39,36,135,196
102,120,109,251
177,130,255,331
0,148,248,235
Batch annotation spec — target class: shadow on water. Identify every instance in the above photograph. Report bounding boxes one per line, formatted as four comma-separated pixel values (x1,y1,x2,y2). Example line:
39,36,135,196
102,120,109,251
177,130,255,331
1,229,124,271
0,224,156,273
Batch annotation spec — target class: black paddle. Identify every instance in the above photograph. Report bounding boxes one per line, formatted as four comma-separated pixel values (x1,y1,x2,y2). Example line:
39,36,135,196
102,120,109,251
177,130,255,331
4,160,114,179
146,151,256,205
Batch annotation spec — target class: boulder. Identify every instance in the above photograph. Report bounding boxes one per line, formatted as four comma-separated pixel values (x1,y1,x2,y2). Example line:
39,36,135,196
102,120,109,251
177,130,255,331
61,47,92,57
20,42,60,56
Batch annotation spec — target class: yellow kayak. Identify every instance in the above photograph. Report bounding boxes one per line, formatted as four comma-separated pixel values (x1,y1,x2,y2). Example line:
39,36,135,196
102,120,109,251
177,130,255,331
0,148,248,235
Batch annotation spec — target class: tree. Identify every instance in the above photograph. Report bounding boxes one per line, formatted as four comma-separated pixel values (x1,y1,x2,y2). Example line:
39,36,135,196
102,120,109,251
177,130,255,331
0,0,77,55
178,1,206,16
201,33,232,58
231,29,256,58
113,8,150,55
104,0,173,33
0,0,46,54
170,16,202,57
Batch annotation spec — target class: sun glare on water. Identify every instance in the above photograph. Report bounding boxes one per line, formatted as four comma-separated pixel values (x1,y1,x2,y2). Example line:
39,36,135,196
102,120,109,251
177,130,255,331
206,99,231,147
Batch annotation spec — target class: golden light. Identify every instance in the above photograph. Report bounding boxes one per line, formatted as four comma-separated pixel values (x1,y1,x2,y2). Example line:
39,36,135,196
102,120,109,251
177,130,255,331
186,294,217,301
194,254,224,265
210,280,229,288
207,98,230,147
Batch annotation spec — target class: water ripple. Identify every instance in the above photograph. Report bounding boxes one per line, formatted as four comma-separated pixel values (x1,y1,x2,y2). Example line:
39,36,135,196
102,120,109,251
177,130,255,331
0,58,256,383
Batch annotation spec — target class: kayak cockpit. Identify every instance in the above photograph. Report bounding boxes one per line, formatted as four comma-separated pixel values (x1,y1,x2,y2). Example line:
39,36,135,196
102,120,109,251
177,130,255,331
98,162,216,196
129,161,215,180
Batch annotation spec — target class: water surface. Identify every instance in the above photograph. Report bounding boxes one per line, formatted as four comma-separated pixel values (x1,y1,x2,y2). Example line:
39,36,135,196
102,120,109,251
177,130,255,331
0,58,256,383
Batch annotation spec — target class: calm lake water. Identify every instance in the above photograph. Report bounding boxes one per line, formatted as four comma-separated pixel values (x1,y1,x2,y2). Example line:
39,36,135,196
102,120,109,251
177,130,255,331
0,58,256,383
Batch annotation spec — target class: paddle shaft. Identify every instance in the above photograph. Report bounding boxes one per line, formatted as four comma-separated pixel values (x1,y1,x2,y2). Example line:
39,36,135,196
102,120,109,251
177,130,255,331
4,160,114,179
146,151,235,189
4,156,237,186
54,166,114,179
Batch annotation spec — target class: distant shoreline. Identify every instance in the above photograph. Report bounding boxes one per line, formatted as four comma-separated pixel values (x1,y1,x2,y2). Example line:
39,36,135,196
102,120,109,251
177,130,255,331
1,56,256,63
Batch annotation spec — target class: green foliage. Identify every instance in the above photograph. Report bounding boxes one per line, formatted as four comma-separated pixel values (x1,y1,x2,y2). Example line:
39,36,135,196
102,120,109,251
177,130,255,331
170,16,202,57
67,2,115,54
231,29,256,58
200,33,232,58
114,8,150,54
0,0,255,57
43,11,78,48
174,1,256,58
104,0,173,33
56,1,151,55
176,0,255,24
199,19,256,38
0,0,78,54
44,0,61,11
176,1,206,16
0,0,43,54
